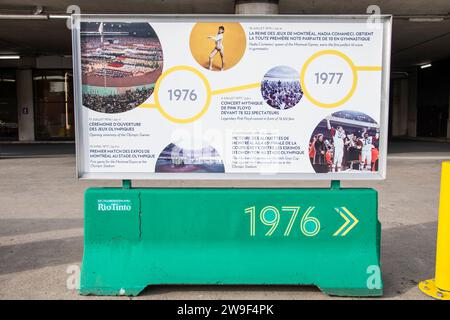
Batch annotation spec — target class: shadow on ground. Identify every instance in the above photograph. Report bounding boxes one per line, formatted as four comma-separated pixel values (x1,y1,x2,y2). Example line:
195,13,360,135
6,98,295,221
0,218,437,298
0,143,75,158
0,218,83,237
0,236,83,275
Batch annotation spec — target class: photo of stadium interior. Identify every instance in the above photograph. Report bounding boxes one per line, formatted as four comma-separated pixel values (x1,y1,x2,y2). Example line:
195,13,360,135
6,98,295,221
81,22,162,113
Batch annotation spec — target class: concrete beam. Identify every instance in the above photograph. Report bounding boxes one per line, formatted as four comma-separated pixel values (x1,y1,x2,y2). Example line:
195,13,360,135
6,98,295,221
36,55,72,69
235,0,279,14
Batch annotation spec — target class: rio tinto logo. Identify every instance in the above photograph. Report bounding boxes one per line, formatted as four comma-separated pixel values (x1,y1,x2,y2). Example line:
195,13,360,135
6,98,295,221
97,199,132,212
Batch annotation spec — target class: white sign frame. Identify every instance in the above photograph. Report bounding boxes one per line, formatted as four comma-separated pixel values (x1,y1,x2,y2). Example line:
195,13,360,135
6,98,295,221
72,14,392,180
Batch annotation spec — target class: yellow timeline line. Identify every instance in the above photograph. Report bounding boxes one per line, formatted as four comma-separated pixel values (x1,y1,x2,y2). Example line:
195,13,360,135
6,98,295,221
355,66,382,71
211,82,261,95
139,82,261,109
141,66,380,109
140,103,158,108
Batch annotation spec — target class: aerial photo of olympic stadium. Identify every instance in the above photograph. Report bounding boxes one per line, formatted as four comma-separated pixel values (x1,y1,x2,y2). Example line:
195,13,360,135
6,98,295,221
80,22,163,113
155,143,225,173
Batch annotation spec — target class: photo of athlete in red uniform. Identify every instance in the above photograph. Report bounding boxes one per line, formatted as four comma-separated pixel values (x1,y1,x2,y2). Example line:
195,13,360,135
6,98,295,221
309,111,380,174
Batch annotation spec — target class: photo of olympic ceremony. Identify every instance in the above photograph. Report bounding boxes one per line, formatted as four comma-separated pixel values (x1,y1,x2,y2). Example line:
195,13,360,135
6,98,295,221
80,22,163,113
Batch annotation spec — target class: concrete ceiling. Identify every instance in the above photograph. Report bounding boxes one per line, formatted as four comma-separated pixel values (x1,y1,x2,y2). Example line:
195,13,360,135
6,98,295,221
0,0,449,68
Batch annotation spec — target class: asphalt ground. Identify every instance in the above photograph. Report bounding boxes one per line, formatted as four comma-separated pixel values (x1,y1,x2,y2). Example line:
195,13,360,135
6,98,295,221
0,140,449,299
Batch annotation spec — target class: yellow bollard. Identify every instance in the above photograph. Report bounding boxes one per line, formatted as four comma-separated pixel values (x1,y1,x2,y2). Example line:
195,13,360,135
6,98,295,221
419,162,450,300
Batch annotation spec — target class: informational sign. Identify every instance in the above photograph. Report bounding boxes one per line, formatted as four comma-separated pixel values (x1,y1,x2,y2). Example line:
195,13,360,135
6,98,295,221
72,15,392,180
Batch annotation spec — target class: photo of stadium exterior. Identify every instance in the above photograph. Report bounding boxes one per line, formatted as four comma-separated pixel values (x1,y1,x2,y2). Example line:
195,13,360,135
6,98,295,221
81,22,163,113
155,143,225,173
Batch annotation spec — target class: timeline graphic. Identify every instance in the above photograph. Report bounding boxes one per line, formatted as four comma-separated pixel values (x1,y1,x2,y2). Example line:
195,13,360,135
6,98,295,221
76,17,389,179
140,50,382,123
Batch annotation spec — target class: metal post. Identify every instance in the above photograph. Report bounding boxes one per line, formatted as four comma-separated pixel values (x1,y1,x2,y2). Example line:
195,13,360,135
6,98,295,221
64,72,70,133
122,180,132,189
419,162,450,300
331,180,341,190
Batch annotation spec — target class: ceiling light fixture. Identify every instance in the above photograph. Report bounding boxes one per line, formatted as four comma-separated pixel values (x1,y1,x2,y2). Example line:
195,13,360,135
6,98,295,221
0,55,21,60
409,17,444,22
48,14,70,19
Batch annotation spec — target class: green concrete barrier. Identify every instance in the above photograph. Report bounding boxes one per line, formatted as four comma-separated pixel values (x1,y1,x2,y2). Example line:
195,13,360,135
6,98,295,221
80,186,382,296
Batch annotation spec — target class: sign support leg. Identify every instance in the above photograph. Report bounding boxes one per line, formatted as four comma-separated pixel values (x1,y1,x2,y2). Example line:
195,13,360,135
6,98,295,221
331,180,341,189
122,180,132,189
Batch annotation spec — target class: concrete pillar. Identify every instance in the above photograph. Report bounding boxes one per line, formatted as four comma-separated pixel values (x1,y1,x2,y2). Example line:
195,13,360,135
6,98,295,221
447,87,450,139
399,79,409,136
16,69,35,141
407,68,418,138
391,78,409,137
390,79,400,137
235,0,279,14
391,79,400,137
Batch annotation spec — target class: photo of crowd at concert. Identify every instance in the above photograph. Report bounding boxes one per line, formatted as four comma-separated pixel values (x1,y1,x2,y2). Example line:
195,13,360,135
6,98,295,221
155,143,225,173
80,22,163,113
261,65,303,110
309,110,380,174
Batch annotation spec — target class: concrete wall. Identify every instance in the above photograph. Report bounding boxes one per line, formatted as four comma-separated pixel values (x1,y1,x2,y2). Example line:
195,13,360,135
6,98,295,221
0,55,72,69
36,56,72,69
3,55,73,141
391,78,409,137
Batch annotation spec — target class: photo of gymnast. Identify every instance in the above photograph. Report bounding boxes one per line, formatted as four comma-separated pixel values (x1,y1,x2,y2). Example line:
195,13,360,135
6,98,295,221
207,26,225,71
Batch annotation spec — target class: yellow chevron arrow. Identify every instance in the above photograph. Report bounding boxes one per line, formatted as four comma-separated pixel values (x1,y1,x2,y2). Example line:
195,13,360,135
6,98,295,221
333,207,359,236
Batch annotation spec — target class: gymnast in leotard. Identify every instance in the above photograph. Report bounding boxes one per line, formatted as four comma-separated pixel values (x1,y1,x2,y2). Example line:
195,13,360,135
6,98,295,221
208,26,225,71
